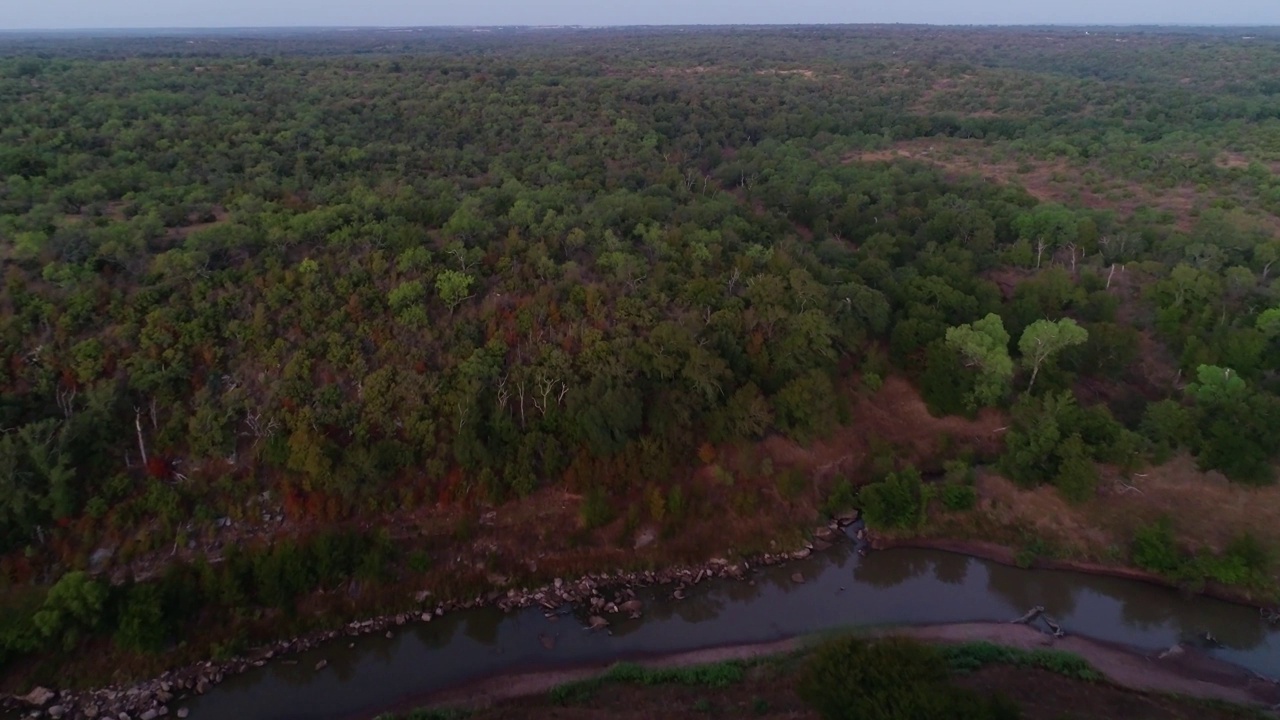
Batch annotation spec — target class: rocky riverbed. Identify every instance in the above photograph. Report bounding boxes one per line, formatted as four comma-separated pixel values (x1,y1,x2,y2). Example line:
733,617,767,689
2,515,863,720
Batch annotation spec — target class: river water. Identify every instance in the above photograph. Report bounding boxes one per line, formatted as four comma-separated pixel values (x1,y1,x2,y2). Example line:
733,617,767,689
183,545,1279,720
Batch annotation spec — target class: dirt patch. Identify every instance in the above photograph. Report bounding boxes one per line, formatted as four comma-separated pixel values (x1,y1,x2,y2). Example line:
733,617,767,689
392,638,804,717
756,68,818,79
844,139,1224,232
1217,152,1254,170
757,375,1006,483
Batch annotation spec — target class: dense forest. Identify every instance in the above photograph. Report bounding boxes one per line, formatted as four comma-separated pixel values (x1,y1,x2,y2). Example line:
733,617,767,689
2,26,1280,687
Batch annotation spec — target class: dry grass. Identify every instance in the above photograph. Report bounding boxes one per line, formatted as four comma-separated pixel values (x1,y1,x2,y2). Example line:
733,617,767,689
757,375,1006,482
969,454,1280,563
845,139,1222,231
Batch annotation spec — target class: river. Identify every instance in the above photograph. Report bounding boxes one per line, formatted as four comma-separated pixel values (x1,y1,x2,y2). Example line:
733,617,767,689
181,544,1279,720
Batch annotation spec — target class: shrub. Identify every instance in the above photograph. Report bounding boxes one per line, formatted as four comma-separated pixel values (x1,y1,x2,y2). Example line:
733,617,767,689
114,583,168,652
941,642,1100,681
798,636,1020,720
1131,517,1182,575
941,483,977,512
777,469,809,502
860,468,923,530
580,486,613,530
666,485,686,524
822,477,857,516
1192,533,1274,590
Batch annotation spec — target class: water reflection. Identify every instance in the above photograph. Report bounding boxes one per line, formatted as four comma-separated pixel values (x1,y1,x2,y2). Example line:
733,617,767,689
853,548,931,587
183,547,1278,720
462,609,502,646
985,563,1080,616
931,553,970,586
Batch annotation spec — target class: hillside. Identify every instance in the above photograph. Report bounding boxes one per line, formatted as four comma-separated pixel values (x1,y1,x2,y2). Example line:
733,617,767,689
1,26,1280,692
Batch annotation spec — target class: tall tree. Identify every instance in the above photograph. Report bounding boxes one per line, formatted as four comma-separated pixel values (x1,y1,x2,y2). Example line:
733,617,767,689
1018,318,1088,392
944,313,1013,408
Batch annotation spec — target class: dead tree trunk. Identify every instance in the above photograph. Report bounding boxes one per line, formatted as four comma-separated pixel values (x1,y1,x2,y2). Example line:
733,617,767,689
1010,606,1045,624
134,407,149,468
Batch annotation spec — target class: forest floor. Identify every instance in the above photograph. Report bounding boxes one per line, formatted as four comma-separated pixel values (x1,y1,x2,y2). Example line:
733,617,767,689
380,623,1278,720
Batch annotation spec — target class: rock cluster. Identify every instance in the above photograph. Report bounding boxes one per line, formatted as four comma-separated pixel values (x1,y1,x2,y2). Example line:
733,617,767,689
2,512,859,720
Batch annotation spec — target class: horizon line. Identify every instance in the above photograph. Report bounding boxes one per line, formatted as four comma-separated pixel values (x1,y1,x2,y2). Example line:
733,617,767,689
3,22,1280,33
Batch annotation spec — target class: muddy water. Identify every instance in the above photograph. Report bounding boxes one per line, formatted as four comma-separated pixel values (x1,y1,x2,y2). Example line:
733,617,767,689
182,546,1279,720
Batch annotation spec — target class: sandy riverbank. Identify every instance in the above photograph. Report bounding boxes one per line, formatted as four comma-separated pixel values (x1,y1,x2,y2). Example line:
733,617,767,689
365,622,1280,719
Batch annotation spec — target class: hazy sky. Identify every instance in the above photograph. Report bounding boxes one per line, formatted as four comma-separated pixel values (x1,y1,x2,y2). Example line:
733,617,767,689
3,0,1279,30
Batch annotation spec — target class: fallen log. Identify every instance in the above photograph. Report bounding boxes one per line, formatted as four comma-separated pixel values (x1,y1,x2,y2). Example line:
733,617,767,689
1042,614,1065,638
1010,606,1045,625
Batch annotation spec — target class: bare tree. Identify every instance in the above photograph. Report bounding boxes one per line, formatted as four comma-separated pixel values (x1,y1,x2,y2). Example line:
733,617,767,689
134,406,149,467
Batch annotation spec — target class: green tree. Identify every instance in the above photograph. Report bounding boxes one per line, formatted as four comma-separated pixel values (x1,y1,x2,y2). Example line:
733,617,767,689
1018,318,1088,392
1053,434,1097,504
33,572,107,651
945,313,1013,409
114,584,168,652
435,269,475,314
1013,204,1079,269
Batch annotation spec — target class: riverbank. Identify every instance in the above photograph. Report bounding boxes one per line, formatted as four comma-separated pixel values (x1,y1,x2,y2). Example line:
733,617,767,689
374,623,1280,720
868,535,1279,610
0,519,858,720
7,517,1280,720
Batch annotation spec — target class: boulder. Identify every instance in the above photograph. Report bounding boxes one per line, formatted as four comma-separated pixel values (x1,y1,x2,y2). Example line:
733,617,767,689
47,705,66,719
21,687,55,707
315,659,328,671
632,528,657,549
177,710,190,719
791,572,805,584
587,616,609,630
140,709,159,720
620,599,643,613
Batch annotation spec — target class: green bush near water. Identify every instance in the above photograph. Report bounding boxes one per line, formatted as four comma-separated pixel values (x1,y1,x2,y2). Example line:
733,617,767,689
797,636,1021,720
1132,518,1275,593
859,468,926,530
373,709,471,720
549,660,747,705
940,641,1101,681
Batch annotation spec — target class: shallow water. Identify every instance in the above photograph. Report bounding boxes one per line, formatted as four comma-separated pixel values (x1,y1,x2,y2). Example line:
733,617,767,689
183,545,1279,720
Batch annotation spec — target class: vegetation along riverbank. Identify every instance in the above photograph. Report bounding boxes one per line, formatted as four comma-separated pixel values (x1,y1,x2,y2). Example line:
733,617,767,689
4,23,1280,718
372,625,1280,720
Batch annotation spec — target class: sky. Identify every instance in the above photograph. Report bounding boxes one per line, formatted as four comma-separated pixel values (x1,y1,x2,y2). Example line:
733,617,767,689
3,0,1280,30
